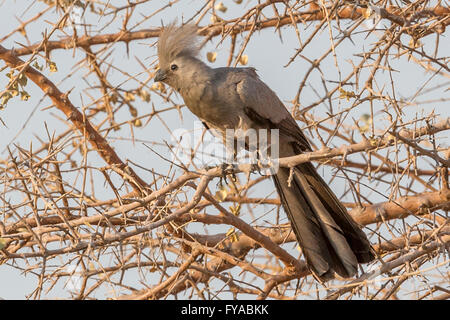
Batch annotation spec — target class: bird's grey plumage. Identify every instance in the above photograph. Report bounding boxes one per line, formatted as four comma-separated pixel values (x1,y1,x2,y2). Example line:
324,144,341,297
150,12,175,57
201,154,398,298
155,23,375,281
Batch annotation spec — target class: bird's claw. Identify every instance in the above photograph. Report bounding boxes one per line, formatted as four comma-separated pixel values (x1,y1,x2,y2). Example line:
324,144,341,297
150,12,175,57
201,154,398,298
252,161,264,176
216,163,236,187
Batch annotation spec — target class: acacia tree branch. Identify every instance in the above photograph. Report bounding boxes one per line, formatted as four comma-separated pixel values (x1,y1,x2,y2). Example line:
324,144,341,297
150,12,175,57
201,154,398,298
3,178,448,246
350,189,450,226
326,234,450,300
0,45,149,194
9,6,449,57
278,118,450,168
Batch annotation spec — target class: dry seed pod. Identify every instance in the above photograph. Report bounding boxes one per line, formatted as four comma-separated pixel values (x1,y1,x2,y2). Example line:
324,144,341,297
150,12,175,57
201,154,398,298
207,52,217,63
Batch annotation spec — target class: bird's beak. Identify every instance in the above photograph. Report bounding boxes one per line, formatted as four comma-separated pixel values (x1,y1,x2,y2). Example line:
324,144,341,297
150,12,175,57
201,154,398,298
154,69,167,82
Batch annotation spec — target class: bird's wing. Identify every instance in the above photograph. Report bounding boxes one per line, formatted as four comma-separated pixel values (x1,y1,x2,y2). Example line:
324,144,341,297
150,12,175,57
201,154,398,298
230,68,311,151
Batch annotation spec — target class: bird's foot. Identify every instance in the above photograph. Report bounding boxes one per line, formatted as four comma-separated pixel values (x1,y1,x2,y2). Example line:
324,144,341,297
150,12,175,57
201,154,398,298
250,161,265,176
216,162,237,187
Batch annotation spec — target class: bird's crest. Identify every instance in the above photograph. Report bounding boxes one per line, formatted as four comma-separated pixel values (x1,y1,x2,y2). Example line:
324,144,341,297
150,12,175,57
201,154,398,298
157,22,200,67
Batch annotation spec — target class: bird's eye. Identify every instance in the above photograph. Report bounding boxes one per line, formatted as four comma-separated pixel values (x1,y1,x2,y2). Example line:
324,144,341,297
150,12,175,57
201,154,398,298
170,64,178,71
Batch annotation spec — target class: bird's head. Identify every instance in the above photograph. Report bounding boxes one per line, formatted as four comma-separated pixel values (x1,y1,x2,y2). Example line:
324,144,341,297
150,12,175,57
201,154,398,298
155,23,201,89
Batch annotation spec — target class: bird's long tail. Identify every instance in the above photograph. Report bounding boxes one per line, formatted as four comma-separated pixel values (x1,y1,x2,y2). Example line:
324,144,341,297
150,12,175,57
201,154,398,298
273,162,375,281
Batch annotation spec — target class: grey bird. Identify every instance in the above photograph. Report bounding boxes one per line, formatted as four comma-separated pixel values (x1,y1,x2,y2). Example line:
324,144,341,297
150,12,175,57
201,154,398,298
154,23,375,281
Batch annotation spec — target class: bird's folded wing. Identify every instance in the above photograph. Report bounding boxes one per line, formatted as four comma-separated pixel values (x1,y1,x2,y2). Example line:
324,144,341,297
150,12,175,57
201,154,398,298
231,69,311,151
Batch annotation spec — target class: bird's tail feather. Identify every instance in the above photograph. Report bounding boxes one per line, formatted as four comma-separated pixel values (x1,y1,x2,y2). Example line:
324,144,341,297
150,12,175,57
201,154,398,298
273,162,374,281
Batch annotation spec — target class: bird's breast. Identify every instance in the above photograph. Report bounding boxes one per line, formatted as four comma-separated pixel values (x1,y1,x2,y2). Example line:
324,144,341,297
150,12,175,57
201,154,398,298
182,85,241,130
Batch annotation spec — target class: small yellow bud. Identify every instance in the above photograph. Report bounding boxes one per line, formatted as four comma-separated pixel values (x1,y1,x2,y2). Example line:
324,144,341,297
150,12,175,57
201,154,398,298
49,61,58,73
338,87,356,101
363,8,372,19
138,89,150,102
210,15,222,23
215,2,227,13
239,55,248,65
20,91,30,101
124,92,135,102
207,52,217,63
215,184,228,202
